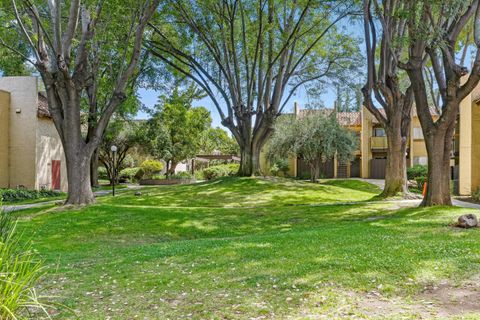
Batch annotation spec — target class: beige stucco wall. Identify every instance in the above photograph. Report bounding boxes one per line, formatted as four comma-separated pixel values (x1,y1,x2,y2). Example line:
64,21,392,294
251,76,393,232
0,90,10,187
360,106,373,178
0,77,38,189
410,116,428,164
36,118,68,192
458,93,473,195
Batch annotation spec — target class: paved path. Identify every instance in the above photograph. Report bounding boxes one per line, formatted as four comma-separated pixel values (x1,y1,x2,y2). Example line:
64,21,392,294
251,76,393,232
1,185,141,213
354,178,480,209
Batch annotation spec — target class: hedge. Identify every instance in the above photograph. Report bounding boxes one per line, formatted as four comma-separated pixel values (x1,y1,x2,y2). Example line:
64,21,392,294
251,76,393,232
202,164,239,180
1,189,63,203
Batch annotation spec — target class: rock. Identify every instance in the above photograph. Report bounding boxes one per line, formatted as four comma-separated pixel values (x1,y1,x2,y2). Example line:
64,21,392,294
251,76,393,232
457,214,478,228
134,191,142,197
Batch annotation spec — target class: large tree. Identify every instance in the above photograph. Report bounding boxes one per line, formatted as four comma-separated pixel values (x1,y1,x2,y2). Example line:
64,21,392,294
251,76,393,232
148,0,361,176
0,0,160,204
362,0,414,197
400,0,480,206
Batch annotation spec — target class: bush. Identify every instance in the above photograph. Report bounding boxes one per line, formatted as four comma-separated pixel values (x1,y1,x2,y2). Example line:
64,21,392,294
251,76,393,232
0,206,51,318
270,159,289,176
407,165,428,189
98,166,108,180
140,160,164,179
407,165,428,180
472,189,480,202
195,170,205,180
119,167,141,182
202,164,239,180
1,188,62,203
170,171,193,180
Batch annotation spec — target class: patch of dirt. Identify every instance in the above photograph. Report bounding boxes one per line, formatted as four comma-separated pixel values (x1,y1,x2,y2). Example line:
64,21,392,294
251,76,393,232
356,277,480,319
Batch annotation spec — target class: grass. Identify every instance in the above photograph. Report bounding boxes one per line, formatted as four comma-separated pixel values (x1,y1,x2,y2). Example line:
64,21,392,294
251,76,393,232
14,177,480,319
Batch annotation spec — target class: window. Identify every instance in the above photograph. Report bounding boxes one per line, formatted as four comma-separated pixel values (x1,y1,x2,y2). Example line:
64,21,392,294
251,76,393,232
413,127,424,140
413,156,428,165
373,128,386,137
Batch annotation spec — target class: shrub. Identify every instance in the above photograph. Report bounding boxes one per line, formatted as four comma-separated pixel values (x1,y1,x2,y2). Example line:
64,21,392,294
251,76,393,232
119,167,141,182
407,165,428,180
195,170,205,180
473,189,480,202
407,165,428,189
98,166,108,180
202,164,239,180
140,160,164,179
1,189,62,203
270,159,289,176
170,171,193,180
0,205,51,318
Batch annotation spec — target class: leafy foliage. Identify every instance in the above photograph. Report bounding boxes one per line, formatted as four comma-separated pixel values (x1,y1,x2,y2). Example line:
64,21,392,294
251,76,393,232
198,127,239,155
140,160,164,179
407,165,428,189
1,188,62,203
0,204,50,318
143,86,211,174
270,159,290,177
202,164,240,180
268,111,358,182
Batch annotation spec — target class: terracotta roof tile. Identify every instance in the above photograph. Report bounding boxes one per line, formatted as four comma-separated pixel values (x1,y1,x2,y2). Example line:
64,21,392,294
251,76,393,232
37,92,51,118
298,109,361,126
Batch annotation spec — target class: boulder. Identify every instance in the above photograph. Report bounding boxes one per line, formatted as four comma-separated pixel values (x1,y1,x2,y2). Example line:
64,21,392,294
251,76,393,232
457,214,478,228
134,191,142,197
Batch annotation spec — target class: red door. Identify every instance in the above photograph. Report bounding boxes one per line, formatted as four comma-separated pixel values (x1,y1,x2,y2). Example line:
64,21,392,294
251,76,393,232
52,160,61,190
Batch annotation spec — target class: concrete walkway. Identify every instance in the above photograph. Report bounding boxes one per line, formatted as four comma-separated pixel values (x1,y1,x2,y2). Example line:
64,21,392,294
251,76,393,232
354,178,480,209
1,185,141,213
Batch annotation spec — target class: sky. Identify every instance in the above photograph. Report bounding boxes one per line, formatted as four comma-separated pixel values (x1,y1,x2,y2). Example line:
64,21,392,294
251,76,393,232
136,86,338,128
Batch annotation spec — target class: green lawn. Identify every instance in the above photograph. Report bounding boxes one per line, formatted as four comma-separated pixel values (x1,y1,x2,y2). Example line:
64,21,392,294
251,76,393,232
16,178,480,319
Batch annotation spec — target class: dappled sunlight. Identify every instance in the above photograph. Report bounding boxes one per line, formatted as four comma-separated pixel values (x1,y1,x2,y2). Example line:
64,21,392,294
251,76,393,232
13,177,480,318
99,177,382,208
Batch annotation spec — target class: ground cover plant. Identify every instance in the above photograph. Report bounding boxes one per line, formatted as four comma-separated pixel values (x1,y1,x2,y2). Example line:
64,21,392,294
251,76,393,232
14,178,480,319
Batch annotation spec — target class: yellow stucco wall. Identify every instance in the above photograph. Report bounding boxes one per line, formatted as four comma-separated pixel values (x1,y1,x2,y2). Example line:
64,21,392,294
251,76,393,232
410,116,427,166
458,94,473,195
36,118,68,192
360,107,373,178
0,90,10,187
471,100,480,195
0,77,38,189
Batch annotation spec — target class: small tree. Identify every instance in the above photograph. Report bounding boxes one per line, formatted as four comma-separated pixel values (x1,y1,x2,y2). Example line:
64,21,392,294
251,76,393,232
144,87,211,176
268,111,358,183
99,121,142,186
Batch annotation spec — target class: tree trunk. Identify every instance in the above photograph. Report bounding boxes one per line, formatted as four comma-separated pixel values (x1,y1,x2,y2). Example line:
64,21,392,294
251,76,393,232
382,127,410,197
239,143,254,176
90,147,100,188
309,160,320,183
167,160,178,177
421,123,455,206
65,146,96,205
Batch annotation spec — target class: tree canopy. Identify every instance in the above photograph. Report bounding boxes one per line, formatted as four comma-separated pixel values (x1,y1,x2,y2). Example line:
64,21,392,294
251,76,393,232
268,111,358,182
143,86,212,175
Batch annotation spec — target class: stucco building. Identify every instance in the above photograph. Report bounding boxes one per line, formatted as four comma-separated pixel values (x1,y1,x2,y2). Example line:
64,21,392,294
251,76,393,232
260,101,479,195
0,76,67,192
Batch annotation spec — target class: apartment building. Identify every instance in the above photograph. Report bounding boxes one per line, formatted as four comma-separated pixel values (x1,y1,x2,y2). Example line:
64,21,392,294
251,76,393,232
0,76,68,192
260,101,480,195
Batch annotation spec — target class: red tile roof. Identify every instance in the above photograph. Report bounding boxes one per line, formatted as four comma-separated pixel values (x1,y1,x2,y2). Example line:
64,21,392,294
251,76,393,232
37,92,51,118
298,109,361,126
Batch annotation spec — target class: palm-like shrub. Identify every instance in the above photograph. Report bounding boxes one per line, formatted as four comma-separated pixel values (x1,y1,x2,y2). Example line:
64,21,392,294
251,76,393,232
0,206,51,318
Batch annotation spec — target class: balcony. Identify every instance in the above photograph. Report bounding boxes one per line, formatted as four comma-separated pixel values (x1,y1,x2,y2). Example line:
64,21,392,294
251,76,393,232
371,136,388,149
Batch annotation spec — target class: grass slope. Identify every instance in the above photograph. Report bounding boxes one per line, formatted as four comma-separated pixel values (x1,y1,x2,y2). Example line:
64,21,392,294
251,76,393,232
15,178,480,319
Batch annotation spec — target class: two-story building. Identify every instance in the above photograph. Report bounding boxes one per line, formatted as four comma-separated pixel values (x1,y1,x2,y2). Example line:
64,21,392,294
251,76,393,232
260,101,480,196
0,76,68,192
